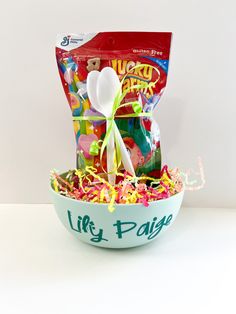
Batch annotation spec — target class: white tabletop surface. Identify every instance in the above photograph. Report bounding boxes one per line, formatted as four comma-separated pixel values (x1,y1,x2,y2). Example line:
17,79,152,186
0,204,235,314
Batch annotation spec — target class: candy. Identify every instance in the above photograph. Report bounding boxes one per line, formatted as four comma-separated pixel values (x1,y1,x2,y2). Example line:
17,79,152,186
69,92,82,113
51,165,183,212
78,134,98,159
64,69,74,85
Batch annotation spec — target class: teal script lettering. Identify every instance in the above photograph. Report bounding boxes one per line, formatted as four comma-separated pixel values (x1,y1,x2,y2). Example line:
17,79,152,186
113,215,173,240
67,211,108,243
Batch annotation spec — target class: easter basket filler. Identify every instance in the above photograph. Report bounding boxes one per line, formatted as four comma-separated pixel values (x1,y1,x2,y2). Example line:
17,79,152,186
51,32,184,248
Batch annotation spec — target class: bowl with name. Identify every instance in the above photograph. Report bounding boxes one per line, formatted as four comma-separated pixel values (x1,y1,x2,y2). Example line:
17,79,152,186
50,176,184,249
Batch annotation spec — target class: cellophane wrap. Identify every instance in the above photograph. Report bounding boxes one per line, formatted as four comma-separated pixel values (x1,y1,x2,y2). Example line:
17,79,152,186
56,32,172,178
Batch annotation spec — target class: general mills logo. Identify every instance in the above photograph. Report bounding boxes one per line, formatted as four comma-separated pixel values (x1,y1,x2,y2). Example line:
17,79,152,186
61,36,70,46
61,35,83,47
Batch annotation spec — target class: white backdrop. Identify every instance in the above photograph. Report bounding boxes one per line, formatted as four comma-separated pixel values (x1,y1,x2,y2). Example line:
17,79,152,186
0,0,235,207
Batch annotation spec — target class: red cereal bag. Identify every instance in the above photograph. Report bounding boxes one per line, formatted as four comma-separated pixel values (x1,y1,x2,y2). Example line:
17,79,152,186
56,32,172,181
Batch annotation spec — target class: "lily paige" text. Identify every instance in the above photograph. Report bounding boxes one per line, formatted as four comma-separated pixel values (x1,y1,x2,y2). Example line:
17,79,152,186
67,211,173,243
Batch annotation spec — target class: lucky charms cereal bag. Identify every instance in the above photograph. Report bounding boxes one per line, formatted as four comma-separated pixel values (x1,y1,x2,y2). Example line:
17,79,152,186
56,32,172,182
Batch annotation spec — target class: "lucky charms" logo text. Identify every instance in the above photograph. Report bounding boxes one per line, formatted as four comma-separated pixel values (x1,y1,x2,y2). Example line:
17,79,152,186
111,60,157,95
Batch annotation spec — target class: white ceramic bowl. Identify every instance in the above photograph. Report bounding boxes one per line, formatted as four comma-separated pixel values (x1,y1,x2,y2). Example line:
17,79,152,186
50,180,184,248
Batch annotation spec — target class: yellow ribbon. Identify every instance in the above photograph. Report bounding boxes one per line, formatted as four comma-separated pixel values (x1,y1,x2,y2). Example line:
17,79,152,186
73,63,160,175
